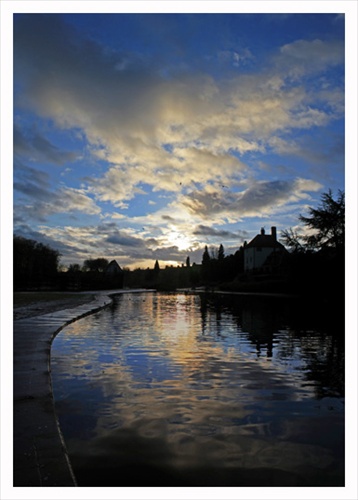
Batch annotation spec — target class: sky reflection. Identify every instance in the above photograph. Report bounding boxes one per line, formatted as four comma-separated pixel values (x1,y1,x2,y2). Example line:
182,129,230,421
51,292,344,486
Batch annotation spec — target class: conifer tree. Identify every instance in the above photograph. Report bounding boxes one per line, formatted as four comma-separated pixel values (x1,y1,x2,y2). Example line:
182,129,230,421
202,246,210,265
218,244,225,261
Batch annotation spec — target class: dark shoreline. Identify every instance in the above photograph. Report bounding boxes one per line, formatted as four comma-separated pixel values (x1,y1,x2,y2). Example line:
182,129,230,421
13,292,116,486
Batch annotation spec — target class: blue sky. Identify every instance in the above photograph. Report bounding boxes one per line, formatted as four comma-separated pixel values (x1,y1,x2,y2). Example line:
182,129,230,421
13,12,345,269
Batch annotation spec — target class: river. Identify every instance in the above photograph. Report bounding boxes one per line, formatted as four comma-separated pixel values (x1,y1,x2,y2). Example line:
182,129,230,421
51,291,344,486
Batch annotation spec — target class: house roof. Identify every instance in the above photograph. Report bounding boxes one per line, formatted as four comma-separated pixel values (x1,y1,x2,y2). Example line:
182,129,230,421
105,260,123,273
245,234,285,250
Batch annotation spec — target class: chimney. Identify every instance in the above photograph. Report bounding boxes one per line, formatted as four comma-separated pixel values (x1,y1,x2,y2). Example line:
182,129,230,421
260,227,265,235
271,226,277,240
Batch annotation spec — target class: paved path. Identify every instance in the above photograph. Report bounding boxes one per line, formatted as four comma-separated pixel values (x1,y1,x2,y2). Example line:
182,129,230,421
13,291,121,486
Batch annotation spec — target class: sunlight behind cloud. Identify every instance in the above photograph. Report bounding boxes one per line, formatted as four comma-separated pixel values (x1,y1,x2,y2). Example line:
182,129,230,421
12,13,345,267
164,230,196,252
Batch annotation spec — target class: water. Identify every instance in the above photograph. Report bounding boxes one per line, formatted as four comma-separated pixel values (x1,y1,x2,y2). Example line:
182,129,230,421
51,292,344,486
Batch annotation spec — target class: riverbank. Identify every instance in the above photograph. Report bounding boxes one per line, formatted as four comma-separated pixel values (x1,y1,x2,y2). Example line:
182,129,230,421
14,291,96,320
13,290,120,486
13,288,157,486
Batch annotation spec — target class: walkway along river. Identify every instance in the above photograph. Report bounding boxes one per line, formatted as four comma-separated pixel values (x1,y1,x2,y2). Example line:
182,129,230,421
13,289,144,486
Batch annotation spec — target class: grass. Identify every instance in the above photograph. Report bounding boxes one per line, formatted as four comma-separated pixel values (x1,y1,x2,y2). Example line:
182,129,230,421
14,292,95,307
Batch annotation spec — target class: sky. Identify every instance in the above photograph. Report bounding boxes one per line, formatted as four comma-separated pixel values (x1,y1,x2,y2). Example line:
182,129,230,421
13,12,346,270
2,5,358,500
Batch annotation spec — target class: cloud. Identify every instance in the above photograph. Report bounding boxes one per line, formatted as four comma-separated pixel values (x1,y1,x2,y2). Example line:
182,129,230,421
333,14,344,23
57,187,101,215
193,225,249,240
14,15,343,210
12,15,344,270
12,172,321,269
106,233,146,248
275,39,344,79
178,178,322,220
14,162,51,202
14,220,198,268
13,223,83,257
32,133,77,165
216,48,254,68
14,161,101,221
14,124,78,165
268,131,344,171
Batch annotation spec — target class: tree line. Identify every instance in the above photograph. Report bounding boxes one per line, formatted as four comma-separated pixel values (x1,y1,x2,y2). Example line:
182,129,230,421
67,258,112,273
13,236,61,289
14,189,344,297
201,243,244,284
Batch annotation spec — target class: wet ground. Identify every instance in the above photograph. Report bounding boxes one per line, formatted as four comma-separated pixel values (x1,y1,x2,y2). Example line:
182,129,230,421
13,292,115,486
13,292,96,320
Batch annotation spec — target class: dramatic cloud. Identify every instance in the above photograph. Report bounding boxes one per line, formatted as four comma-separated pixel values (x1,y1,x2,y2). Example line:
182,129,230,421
12,14,344,267
179,178,322,220
14,162,51,201
106,233,147,248
31,220,199,268
14,15,343,206
14,125,78,165
14,162,101,222
193,225,249,240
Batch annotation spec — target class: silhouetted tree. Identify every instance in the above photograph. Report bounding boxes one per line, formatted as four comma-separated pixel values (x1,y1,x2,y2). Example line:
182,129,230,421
234,246,245,273
281,189,345,298
280,228,306,253
186,256,190,268
201,246,211,282
299,189,344,251
209,246,218,260
281,190,345,253
218,244,225,261
83,258,109,272
202,246,210,266
14,235,60,288
154,260,160,273
67,263,81,273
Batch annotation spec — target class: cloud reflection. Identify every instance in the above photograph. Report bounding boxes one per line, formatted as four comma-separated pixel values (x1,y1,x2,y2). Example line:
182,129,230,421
52,293,344,485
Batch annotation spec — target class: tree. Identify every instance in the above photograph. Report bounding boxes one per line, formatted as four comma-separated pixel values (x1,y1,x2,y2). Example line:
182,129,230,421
299,189,344,251
154,260,160,273
218,244,225,261
280,190,345,298
67,263,81,273
186,256,190,268
202,246,210,266
280,228,306,253
281,190,345,253
83,258,109,272
14,235,61,287
201,245,211,282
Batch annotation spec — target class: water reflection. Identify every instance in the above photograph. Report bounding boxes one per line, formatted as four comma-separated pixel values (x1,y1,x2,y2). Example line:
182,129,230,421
51,292,344,486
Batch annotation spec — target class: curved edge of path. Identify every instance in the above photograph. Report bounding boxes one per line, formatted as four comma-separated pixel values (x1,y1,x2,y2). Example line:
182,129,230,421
13,289,131,486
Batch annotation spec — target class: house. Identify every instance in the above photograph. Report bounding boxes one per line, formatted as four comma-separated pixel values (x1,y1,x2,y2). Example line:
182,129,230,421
104,260,124,288
244,227,287,273
105,260,123,275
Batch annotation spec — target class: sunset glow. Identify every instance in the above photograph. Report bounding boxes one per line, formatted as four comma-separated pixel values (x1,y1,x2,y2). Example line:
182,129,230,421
11,8,345,269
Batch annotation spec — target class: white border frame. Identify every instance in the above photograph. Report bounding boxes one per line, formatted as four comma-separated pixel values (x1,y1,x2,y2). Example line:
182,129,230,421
1,2,357,500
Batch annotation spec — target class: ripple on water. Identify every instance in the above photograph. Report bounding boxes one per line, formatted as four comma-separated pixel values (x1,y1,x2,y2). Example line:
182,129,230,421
52,292,344,486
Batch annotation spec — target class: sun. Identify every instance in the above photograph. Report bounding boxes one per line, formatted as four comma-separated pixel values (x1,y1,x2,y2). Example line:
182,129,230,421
166,230,194,251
